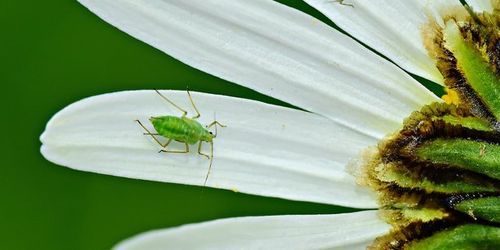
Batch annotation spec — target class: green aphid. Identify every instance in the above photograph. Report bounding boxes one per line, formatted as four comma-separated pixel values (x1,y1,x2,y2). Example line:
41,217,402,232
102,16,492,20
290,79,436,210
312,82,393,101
135,90,226,186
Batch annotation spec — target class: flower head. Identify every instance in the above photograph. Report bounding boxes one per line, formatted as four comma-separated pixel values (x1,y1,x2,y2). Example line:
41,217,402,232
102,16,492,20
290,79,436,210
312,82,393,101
41,0,499,249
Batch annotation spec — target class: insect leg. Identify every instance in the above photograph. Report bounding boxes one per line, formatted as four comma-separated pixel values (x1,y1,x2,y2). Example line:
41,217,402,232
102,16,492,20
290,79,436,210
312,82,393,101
207,120,227,137
135,119,171,147
207,121,226,128
187,90,201,119
197,141,210,159
159,142,189,154
154,89,188,117
203,141,214,187
329,0,354,7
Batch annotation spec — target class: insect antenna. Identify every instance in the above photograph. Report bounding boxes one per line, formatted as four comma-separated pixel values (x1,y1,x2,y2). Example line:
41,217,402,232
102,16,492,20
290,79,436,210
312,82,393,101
214,112,218,137
154,89,188,117
203,141,214,187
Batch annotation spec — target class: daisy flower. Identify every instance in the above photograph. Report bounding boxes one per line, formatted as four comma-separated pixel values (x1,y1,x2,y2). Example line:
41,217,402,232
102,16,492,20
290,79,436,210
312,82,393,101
40,0,499,249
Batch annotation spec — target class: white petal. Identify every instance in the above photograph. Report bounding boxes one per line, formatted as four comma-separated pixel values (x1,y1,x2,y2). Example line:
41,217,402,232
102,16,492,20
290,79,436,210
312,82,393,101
304,0,464,85
78,0,439,139
465,0,495,12
114,210,389,250
41,90,379,208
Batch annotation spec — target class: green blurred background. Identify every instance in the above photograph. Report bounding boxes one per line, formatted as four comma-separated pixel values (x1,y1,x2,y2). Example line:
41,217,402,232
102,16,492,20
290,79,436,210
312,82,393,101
2,1,443,249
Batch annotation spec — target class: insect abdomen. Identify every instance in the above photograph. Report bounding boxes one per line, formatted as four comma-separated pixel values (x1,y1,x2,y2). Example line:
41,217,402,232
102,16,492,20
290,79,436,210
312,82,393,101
151,116,204,144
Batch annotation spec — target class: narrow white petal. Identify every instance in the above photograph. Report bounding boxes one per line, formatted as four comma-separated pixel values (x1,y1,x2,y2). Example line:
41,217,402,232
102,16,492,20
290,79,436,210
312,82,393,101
41,90,379,208
304,0,464,85
78,0,439,139
465,0,495,12
114,210,389,250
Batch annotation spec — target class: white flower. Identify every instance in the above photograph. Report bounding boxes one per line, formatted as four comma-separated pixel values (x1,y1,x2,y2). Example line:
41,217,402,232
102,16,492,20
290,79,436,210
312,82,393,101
40,0,493,249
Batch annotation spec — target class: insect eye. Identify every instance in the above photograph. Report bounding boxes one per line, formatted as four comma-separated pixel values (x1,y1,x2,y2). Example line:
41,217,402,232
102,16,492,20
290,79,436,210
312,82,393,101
209,132,213,135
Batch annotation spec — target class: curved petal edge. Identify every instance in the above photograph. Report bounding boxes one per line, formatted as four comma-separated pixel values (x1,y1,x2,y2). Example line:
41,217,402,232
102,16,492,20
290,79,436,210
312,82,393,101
114,210,390,250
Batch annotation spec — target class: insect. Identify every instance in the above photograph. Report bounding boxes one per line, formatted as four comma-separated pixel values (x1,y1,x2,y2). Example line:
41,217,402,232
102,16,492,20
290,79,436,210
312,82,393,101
135,90,226,186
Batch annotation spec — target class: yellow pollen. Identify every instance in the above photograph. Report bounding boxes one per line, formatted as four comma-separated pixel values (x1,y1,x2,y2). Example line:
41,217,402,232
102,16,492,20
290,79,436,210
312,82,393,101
441,88,460,105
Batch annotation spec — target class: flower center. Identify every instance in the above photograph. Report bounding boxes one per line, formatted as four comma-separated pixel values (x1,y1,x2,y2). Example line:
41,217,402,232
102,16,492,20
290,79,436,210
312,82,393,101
362,5,500,249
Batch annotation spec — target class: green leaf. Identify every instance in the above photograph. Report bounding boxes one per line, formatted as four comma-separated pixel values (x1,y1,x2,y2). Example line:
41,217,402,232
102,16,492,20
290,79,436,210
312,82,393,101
416,138,500,180
376,164,498,193
436,115,492,132
443,20,500,123
407,224,500,250
453,196,500,223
